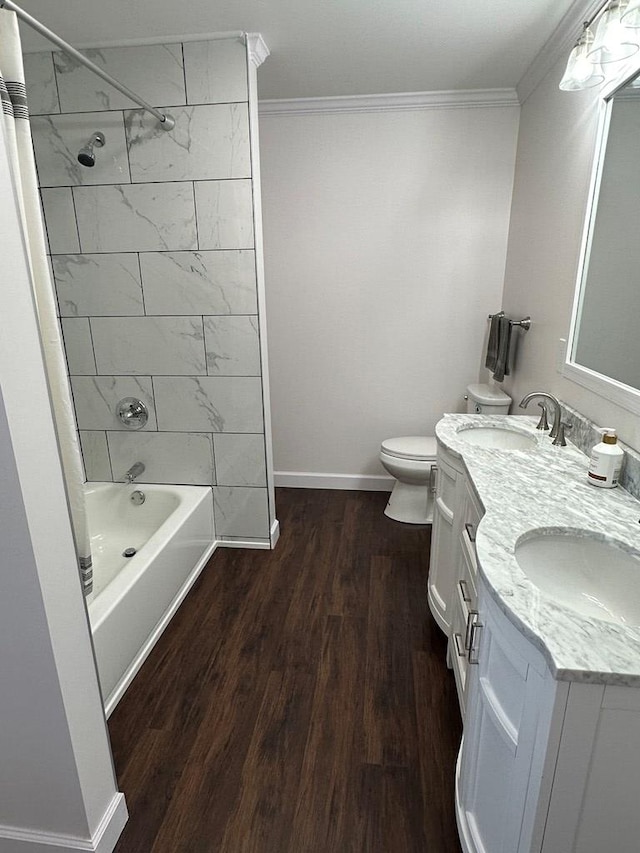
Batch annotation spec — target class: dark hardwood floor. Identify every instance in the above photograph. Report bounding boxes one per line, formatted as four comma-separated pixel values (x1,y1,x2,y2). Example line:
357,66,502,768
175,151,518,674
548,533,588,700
109,488,463,853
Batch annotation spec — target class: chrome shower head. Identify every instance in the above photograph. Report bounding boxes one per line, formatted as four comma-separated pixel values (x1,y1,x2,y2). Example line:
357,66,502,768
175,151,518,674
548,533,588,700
77,131,105,168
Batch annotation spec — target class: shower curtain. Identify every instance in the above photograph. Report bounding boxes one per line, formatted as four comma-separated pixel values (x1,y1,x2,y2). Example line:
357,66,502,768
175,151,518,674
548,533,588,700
0,10,93,594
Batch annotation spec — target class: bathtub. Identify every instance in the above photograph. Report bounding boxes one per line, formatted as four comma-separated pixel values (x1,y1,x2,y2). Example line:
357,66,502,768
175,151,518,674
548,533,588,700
85,482,215,716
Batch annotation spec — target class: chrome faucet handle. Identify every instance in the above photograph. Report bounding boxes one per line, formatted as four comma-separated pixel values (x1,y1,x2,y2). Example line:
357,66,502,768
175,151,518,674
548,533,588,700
117,397,149,431
536,402,550,431
552,420,572,447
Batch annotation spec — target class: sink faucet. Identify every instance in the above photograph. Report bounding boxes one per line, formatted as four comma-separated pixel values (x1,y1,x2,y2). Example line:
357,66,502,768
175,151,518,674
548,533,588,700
519,392,571,446
125,461,145,483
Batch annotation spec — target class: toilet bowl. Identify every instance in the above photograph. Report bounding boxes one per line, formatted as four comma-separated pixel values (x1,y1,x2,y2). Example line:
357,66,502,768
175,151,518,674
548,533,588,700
379,436,437,524
380,385,512,524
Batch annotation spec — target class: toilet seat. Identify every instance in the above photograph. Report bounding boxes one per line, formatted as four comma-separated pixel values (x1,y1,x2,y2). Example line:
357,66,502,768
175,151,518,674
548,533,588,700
380,436,437,461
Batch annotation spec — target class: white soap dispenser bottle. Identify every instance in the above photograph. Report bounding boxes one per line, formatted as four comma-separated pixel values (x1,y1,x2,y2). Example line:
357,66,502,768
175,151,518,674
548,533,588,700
587,429,624,488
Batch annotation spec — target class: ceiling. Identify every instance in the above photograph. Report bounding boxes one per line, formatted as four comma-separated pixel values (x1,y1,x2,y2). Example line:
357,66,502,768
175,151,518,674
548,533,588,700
16,0,586,100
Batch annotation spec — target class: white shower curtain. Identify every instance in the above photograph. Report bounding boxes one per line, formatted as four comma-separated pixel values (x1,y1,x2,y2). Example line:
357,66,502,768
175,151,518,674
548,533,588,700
0,10,92,593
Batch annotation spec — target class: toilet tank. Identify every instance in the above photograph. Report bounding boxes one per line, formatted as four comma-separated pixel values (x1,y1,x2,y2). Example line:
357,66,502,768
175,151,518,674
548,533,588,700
466,383,512,414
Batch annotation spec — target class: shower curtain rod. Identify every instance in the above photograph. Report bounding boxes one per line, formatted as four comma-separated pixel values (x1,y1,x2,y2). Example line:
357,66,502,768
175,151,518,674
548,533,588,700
0,0,175,130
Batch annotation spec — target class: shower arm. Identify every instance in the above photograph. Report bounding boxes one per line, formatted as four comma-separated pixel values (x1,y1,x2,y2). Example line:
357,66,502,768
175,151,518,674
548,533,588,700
0,0,175,130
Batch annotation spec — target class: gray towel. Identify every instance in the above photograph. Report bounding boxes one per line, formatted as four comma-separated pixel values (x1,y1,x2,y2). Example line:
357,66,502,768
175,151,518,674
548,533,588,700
493,316,512,382
485,313,501,372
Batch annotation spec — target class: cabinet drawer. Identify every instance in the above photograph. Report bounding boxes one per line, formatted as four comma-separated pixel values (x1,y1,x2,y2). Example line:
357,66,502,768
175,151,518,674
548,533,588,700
436,455,458,514
458,534,478,613
460,478,483,575
461,521,479,577
450,584,470,713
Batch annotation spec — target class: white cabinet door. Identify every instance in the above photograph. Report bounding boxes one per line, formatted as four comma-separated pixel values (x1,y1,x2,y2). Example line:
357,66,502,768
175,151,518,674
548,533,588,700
427,449,462,632
428,494,455,632
457,587,560,853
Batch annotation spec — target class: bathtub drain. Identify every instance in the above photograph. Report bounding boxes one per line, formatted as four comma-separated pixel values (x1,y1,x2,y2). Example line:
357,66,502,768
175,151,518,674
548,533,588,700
123,547,137,558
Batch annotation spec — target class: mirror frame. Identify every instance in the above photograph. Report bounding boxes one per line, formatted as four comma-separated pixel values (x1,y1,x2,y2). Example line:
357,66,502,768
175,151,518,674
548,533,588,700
563,55,640,415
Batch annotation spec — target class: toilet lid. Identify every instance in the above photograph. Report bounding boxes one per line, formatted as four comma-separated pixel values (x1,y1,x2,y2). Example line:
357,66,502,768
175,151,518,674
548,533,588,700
381,436,437,461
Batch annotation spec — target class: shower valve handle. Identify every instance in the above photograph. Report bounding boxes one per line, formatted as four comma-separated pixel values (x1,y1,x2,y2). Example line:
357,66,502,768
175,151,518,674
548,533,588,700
116,398,149,430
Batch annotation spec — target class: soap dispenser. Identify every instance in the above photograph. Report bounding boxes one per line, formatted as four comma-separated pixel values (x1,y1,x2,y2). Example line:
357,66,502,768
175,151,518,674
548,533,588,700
587,429,624,488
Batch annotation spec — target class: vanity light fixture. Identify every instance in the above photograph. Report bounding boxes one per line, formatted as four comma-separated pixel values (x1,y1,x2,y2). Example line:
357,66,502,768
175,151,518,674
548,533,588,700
560,24,606,90
560,0,640,90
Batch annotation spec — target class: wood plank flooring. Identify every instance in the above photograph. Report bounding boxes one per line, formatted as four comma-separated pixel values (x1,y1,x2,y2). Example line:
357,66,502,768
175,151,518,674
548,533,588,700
109,488,463,853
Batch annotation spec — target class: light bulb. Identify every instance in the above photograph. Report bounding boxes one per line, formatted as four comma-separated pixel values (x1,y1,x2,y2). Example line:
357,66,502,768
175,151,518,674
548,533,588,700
589,1,639,63
622,0,640,27
560,27,606,90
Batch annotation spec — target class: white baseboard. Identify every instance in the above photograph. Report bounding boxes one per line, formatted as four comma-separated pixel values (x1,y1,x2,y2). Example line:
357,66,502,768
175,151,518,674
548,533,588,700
270,519,280,548
274,471,393,491
217,520,280,549
0,794,128,852
217,537,271,550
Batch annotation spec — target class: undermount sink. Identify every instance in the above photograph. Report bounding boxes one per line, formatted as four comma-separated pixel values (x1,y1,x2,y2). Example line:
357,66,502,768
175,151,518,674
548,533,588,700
515,530,640,627
457,425,537,451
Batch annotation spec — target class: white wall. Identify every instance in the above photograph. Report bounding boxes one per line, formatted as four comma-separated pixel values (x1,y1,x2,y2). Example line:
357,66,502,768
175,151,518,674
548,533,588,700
0,114,126,850
501,56,640,450
260,103,519,481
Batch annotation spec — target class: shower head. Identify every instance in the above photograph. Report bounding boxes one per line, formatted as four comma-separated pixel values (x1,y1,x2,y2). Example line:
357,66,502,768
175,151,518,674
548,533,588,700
77,131,105,167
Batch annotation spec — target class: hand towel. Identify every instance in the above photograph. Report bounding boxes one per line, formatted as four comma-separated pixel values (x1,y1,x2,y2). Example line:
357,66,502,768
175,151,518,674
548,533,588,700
485,313,501,372
493,316,512,382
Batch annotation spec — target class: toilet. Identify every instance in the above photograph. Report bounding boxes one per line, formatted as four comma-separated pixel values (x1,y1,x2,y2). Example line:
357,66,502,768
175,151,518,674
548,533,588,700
380,383,512,524
380,436,438,524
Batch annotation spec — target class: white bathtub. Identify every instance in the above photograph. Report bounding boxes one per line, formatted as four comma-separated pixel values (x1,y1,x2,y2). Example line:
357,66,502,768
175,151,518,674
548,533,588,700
85,482,215,716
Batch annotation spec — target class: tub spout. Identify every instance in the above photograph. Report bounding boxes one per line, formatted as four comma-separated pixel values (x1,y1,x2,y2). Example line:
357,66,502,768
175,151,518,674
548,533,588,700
125,462,145,483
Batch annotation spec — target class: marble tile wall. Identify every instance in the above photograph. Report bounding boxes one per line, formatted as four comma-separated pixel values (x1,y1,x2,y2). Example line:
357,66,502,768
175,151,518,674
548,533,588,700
25,37,270,541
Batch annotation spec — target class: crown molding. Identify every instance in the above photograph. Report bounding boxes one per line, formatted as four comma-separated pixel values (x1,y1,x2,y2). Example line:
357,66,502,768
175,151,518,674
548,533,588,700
258,88,519,116
517,0,605,103
246,33,270,68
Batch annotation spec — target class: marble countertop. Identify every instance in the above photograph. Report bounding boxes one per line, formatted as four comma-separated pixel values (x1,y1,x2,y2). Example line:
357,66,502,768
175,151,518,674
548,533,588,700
436,413,640,687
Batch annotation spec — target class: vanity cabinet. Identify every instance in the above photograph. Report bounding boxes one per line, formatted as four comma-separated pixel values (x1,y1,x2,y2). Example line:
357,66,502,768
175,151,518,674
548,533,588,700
434,412,640,852
458,578,640,853
427,443,465,633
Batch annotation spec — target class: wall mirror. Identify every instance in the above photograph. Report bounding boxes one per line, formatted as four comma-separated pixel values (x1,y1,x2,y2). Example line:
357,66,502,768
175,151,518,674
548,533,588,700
564,62,640,414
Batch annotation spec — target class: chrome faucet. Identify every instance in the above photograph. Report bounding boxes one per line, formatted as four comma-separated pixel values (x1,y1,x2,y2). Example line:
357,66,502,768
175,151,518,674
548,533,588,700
536,402,550,431
519,391,571,446
125,461,145,483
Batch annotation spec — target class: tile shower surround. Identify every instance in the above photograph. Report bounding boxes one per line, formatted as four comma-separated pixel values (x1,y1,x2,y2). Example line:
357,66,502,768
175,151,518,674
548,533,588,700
24,39,270,540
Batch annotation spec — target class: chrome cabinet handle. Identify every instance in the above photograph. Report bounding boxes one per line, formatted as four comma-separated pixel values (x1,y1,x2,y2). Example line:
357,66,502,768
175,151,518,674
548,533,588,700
464,522,477,543
465,609,479,650
468,621,483,665
429,464,438,494
458,579,471,603
453,632,466,658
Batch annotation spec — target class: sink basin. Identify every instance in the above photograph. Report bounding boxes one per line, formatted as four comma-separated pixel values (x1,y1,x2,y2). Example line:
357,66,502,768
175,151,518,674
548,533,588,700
457,426,537,451
515,531,640,626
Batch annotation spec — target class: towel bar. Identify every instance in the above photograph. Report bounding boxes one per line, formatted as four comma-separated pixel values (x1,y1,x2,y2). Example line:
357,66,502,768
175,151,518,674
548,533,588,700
487,313,531,331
